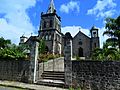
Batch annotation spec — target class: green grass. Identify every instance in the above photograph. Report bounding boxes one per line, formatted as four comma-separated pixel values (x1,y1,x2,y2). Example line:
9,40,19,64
69,87,81,90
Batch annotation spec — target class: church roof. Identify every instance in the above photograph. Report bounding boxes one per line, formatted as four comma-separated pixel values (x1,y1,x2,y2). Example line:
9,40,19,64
65,32,73,40
25,36,39,45
73,30,90,40
47,0,56,13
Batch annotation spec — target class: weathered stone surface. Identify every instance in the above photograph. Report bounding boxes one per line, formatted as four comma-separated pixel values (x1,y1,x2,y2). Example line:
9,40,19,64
72,61,120,90
29,41,39,83
64,32,72,86
0,60,30,82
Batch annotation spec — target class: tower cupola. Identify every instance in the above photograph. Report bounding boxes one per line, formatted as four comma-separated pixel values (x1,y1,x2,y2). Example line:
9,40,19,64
47,0,56,14
90,26,99,38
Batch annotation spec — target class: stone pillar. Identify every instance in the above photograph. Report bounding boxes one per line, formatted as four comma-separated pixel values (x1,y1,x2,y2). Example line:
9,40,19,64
64,32,72,87
29,38,39,83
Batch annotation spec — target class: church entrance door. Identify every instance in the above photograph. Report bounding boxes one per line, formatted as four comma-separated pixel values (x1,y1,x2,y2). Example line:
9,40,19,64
78,47,83,57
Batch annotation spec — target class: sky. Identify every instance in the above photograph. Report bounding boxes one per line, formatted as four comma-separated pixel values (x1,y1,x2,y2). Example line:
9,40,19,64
0,0,120,47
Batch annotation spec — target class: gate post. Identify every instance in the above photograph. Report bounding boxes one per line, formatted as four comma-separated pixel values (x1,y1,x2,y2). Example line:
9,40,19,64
29,37,39,83
64,32,72,87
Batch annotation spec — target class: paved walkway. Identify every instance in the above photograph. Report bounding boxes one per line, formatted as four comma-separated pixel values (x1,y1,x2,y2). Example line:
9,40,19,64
0,80,67,90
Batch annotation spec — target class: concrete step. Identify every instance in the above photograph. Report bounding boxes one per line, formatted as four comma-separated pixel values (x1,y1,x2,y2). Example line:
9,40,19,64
41,74,64,78
37,79,65,88
41,71,65,81
37,71,65,87
42,77,64,81
42,71,64,77
43,71,65,75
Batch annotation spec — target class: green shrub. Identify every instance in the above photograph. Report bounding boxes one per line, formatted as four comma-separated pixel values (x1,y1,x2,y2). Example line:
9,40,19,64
76,56,80,60
38,53,60,62
0,48,26,60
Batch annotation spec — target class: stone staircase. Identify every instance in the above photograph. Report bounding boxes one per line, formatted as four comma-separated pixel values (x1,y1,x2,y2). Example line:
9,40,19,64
37,71,65,87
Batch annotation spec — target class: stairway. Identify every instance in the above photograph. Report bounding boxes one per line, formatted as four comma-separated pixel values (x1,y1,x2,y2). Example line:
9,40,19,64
37,71,65,87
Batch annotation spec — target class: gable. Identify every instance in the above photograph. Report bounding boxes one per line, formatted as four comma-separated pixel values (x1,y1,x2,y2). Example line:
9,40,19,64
73,31,90,40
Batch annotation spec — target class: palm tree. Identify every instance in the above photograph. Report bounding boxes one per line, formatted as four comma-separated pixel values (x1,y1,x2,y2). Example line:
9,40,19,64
92,42,119,60
92,47,103,60
103,16,120,49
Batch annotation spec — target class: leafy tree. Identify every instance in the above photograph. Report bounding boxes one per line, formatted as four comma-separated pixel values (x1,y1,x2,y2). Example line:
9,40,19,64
17,44,30,54
0,37,11,49
91,16,120,60
0,46,26,60
0,37,27,60
39,39,46,54
103,16,120,49
92,42,119,61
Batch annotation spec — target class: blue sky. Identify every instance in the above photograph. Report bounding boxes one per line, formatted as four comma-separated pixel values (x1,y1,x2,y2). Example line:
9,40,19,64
0,0,120,47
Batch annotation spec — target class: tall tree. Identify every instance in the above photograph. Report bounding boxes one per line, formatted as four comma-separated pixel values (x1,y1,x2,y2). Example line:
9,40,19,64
0,45,26,60
0,37,11,49
0,37,27,60
103,16,120,49
92,42,119,60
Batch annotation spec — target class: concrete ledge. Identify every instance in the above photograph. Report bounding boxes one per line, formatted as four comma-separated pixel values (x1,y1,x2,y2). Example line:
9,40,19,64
0,84,33,90
0,80,35,90
0,80,67,90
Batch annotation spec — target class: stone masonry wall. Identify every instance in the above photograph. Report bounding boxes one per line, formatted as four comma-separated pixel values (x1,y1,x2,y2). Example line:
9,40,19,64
0,60,30,82
72,61,120,90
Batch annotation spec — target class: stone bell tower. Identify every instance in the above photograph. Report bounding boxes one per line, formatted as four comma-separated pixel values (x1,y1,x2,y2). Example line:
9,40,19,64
38,0,63,55
90,26,100,51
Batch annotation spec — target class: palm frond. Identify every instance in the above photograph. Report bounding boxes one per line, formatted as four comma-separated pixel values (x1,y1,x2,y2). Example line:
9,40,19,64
106,38,118,47
114,30,120,36
106,38,118,43
103,31,114,36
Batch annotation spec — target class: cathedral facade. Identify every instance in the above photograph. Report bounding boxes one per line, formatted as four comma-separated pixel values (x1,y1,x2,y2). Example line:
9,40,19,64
20,0,100,59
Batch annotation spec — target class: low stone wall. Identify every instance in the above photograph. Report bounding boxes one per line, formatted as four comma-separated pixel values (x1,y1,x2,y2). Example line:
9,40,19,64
72,61,120,90
0,60,30,82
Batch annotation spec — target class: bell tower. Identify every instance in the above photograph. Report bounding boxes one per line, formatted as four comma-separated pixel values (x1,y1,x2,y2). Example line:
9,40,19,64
39,0,62,55
90,26,100,51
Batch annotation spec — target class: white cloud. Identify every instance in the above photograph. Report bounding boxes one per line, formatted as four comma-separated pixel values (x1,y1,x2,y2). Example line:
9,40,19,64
61,26,89,37
60,1,80,13
98,27,109,48
62,26,108,48
0,0,38,44
87,0,117,18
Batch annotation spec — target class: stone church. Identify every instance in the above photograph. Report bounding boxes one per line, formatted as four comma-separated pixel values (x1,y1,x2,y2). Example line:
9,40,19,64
19,0,100,59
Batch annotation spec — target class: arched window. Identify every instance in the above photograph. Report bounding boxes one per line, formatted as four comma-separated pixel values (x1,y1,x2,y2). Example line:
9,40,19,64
92,31,97,37
45,35,48,40
50,20,52,27
94,43,96,48
57,45,60,54
44,21,46,28
78,39,82,45
49,35,52,40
